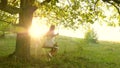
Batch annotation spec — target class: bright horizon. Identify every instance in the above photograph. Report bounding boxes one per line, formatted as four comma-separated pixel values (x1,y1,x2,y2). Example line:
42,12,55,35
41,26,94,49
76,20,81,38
29,17,120,42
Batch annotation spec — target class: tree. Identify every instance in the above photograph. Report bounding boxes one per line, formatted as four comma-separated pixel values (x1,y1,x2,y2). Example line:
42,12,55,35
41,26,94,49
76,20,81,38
54,0,120,28
0,0,37,60
15,0,37,60
0,0,60,60
101,0,120,15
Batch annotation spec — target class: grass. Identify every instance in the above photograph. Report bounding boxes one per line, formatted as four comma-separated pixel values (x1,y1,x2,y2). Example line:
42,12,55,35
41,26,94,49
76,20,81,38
0,35,120,68
0,36,15,57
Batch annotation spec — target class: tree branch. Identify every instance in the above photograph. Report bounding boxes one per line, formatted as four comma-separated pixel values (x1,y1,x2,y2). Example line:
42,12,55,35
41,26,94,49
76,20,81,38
0,4,20,14
113,0,120,4
40,0,51,5
1,0,8,6
102,0,120,15
67,0,72,7
94,0,99,11
107,1,120,15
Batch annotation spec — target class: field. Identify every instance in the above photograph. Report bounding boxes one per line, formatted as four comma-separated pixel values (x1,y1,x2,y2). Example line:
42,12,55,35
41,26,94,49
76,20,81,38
0,35,120,68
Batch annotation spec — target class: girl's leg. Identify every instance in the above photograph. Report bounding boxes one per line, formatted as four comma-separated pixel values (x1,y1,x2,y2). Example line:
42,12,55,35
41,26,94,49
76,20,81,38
50,43,59,56
48,43,59,61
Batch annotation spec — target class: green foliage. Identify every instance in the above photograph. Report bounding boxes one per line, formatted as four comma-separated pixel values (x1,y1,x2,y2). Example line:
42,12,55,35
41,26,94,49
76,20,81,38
84,27,98,43
0,10,18,37
33,0,120,29
0,22,10,38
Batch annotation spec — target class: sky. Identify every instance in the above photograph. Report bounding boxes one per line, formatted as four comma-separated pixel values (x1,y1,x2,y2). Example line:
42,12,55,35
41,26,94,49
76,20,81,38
32,0,120,42
29,17,120,43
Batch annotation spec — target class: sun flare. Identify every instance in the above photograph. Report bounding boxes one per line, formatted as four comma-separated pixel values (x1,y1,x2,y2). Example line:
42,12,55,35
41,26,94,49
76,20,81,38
28,16,120,42
29,17,48,38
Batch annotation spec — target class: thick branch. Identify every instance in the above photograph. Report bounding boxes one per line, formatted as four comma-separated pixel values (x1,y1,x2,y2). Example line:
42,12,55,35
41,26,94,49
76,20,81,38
0,4,20,14
113,0,120,4
108,2,120,15
102,0,120,15
40,0,51,5
1,0,8,6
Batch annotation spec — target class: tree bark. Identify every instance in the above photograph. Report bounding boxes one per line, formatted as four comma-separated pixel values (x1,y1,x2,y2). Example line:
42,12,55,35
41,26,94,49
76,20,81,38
13,0,37,60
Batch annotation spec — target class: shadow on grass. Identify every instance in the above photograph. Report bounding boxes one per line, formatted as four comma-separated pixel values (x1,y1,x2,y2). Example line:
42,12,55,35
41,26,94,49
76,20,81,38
0,52,118,68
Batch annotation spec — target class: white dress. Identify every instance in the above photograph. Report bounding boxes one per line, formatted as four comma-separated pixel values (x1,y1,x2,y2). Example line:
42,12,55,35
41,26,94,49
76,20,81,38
43,31,55,48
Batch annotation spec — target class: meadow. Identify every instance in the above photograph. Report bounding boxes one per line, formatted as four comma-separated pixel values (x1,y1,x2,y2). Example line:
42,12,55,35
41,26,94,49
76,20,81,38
0,35,120,68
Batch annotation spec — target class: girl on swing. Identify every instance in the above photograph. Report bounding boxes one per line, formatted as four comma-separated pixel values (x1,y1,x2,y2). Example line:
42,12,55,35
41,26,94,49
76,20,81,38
43,25,59,59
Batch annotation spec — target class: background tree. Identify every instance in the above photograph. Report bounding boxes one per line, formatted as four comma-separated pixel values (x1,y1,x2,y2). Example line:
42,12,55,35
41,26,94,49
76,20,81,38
0,10,17,38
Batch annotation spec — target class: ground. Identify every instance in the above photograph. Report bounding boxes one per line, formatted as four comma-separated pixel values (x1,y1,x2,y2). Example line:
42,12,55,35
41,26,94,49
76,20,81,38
0,35,120,68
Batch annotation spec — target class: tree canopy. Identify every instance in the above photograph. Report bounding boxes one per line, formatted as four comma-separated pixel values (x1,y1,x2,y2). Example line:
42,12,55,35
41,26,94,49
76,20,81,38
0,0,120,28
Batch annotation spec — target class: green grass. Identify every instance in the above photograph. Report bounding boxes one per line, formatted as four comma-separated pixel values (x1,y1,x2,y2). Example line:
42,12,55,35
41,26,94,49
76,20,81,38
0,36,15,57
0,35,120,68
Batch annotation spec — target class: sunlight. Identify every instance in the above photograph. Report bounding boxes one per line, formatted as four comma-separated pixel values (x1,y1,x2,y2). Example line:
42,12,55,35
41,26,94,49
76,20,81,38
58,23,120,42
58,28,84,38
29,17,48,38
93,24,120,42
28,17,120,42
29,17,49,58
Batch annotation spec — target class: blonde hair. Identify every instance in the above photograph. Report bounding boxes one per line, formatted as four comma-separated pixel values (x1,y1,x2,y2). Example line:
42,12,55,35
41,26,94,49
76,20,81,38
49,25,55,31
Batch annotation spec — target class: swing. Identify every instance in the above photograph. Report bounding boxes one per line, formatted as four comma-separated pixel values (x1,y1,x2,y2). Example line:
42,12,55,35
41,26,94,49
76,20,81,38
40,36,58,61
40,25,59,60
43,36,55,48
42,24,60,48
42,33,59,49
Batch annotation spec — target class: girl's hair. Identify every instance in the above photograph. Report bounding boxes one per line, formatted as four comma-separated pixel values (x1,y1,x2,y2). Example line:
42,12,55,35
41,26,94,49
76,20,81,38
49,25,55,31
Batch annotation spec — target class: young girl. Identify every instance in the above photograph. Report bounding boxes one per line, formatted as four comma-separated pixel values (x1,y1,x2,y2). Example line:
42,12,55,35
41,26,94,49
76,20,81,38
43,25,59,59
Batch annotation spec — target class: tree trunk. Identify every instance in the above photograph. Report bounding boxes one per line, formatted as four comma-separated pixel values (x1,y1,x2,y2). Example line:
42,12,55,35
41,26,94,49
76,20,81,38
15,33,30,59
13,0,36,60
14,10,31,60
